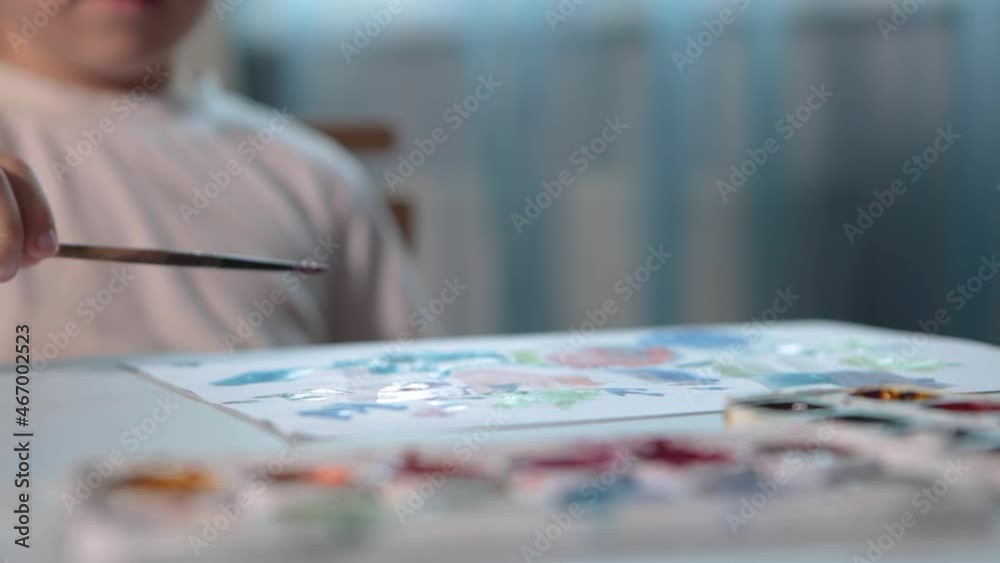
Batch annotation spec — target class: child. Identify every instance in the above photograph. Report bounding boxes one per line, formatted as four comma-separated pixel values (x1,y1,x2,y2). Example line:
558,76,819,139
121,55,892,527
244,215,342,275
0,0,420,361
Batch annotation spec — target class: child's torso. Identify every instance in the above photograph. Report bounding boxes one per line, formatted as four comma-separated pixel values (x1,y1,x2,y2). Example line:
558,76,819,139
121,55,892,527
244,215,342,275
0,84,338,360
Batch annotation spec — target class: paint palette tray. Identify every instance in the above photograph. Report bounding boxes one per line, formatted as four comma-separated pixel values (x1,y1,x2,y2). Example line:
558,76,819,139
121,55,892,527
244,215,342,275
65,423,995,563
727,386,1000,492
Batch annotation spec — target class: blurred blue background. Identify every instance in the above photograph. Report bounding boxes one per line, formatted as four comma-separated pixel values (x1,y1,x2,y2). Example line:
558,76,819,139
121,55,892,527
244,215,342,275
191,0,1000,343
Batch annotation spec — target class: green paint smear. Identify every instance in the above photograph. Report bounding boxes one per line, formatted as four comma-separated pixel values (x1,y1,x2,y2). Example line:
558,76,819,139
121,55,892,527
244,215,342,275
841,356,959,372
494,390,602,409
710,360,777,377
278,491,381,545
511,350,546,365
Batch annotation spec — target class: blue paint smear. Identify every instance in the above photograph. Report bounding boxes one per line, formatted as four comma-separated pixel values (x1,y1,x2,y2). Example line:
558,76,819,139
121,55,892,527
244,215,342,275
602,388,665,397
640,330,748,349
214,351,509,387
562,475,638,510
213,368,313,387
329,350,509,375
325,358,370,370
675,360,715,368
621,368,721,386
489,384,521,393
435,369,456,380
299,403,408,421
751,371,949,390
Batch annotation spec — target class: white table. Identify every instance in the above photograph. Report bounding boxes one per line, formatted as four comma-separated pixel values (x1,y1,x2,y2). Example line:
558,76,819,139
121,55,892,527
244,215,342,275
2,354,998,563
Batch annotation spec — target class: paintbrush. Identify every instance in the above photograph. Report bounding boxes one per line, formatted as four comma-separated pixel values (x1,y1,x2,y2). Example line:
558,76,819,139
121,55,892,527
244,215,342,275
55,244,327,274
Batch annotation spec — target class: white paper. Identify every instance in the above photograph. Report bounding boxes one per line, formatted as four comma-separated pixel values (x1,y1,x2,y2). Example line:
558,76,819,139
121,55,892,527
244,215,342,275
126,321,1000,439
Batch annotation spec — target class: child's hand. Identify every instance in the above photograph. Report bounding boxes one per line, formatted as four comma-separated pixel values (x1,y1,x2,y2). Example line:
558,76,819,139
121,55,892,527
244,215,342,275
0,154,59,281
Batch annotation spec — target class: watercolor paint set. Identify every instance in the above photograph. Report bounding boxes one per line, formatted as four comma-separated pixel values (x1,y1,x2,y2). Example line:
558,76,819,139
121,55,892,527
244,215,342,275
726,386,1000,493
65,423,994,563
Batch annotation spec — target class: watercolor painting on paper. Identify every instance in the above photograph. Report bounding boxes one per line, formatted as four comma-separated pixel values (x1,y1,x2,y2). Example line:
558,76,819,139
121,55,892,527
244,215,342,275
126,321,1000,439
